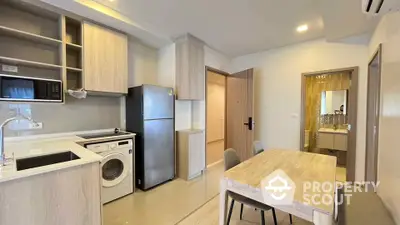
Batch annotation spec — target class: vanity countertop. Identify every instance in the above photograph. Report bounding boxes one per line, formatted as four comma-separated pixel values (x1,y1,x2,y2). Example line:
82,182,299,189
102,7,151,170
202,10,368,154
0,129,135,183
318,128,348,134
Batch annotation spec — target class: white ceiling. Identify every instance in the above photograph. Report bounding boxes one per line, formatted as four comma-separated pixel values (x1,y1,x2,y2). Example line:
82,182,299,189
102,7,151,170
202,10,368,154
42,0,379,57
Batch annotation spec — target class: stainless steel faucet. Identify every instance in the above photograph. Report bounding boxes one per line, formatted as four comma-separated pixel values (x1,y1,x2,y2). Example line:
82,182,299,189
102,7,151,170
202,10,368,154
0,114,38,166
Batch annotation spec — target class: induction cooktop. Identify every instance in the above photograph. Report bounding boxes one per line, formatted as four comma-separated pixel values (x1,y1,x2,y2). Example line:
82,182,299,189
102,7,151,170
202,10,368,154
78,129,131,139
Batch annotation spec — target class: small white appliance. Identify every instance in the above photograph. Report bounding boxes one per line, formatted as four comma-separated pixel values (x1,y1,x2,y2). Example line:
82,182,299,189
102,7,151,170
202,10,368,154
362,0,400,15
85,139,134,204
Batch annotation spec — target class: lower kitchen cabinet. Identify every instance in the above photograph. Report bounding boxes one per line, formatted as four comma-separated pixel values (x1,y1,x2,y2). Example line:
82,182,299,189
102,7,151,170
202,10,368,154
176,129,205,180
0,162,101,225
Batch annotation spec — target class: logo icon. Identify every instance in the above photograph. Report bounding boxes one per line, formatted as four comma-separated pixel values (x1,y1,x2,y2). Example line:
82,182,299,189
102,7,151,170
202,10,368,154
261,169,296,205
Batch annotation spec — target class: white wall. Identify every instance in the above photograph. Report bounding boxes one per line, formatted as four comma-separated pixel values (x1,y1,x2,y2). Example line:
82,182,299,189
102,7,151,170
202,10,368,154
157,43,192,130
230,39,369,182
369,12,400,224
128,38,159,87
191,46,231,129
156,44,231,131
120,38,159,129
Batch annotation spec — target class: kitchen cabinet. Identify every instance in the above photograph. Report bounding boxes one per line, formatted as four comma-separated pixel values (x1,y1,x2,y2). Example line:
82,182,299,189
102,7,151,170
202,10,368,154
175,34,205,100
0,162,101,225
83,22,128,94
176,129,205,180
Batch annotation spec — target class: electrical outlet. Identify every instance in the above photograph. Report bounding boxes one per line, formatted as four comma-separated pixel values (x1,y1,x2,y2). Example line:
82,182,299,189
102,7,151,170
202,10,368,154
29,122,43,130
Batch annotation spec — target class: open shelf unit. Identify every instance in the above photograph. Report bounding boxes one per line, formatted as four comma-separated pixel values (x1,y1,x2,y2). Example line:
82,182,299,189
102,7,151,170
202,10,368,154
0,1,85,103
63,16,83,92
66,67,83,72
0,25,62,47
66,42,82,49
0,56,62,70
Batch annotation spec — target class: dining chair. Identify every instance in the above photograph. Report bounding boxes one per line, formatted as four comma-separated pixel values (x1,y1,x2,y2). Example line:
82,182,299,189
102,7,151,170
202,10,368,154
251,141,294,225
224,148,278,225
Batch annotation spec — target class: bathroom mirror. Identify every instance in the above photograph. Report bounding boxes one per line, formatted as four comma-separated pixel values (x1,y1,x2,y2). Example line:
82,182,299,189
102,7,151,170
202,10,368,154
320,90,348,115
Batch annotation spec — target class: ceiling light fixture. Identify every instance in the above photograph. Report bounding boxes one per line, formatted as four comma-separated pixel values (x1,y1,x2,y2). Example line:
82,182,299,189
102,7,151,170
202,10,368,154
297,24,308,33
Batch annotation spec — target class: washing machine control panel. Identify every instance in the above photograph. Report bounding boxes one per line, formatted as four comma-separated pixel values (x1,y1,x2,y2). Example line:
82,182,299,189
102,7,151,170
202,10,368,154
85,139,133,153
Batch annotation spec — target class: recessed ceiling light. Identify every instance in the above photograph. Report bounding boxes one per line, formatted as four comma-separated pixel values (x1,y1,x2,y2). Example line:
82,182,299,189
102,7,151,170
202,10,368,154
297,24,308,33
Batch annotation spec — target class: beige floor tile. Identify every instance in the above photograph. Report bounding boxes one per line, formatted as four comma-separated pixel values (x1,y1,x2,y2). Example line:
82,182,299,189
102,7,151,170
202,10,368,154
178,196,312,225
103,162,224,225
104,158,395,225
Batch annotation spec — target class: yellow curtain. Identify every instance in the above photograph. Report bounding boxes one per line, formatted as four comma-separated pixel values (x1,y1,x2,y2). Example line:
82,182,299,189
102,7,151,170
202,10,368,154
305,72,351,152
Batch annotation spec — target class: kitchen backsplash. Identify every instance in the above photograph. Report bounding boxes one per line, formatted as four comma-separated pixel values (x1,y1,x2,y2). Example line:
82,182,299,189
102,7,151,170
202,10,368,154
0,96,122,137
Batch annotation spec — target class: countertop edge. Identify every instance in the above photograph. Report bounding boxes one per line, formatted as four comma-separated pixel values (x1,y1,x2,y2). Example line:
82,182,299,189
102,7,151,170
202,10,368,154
0,130,136,184
0,157,100,184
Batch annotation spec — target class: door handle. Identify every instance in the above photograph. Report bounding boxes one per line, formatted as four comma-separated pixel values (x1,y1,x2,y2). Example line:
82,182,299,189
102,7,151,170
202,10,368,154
244,117,254,131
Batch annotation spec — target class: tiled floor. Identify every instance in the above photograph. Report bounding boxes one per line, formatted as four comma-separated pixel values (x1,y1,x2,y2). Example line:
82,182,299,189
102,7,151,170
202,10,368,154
177,196,311,225
103,163,224,225
104,161,395,225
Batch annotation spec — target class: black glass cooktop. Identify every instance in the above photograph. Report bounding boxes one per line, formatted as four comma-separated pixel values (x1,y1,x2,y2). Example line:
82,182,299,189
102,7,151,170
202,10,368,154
78,131,131,140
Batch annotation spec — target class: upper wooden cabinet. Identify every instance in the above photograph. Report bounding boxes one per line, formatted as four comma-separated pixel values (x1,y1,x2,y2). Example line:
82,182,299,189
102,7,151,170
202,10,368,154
83,22,128,94
175,34,205,100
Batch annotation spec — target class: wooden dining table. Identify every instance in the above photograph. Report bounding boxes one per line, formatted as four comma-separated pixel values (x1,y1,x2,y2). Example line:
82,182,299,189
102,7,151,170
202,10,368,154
219,149,337,225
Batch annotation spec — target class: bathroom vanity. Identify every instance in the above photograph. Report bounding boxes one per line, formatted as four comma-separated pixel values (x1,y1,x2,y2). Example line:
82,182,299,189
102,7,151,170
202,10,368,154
317,128,348,151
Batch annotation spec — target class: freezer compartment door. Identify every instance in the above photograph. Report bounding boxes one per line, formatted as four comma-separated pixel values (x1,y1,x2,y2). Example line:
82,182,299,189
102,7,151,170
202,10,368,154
143,119,175,189
143,85,174,120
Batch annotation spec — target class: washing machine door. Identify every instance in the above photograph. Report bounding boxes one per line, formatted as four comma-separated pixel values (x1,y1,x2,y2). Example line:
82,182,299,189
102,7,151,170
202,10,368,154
101,152,129,188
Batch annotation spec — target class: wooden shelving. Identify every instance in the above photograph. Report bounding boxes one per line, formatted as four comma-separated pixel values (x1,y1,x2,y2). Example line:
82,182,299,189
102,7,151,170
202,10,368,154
0,25,62,47
66,42,82,49
64,17,83,91
0,56,62,70
66,67,82,72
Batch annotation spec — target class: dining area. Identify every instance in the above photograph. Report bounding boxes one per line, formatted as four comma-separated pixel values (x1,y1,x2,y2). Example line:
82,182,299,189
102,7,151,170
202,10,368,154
219,142,338,225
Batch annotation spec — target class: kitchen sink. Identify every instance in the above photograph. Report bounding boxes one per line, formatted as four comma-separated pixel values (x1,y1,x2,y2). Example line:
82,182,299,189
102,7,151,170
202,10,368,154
16,151,80,171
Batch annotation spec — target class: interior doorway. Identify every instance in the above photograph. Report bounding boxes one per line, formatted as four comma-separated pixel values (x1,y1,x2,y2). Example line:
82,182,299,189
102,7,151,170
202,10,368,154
205,67,255,166
365,44,382,186
300,67,359,182
206,68,227,167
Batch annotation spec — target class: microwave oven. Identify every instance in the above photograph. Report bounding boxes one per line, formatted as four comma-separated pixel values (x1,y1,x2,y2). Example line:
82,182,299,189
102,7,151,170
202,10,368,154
0,74,63,102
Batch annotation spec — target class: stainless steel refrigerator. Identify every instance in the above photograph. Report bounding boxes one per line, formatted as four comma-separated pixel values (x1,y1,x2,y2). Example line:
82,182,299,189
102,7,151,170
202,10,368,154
126,85,175,190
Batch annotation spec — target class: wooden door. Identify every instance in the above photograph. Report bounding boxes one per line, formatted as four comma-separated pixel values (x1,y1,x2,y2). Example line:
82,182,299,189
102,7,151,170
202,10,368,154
365,46,382,185
226,69,254,162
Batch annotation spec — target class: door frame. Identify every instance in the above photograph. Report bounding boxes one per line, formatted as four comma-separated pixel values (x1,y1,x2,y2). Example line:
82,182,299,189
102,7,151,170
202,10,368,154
205,66,229,167
365,44,382,183
300,67,359,182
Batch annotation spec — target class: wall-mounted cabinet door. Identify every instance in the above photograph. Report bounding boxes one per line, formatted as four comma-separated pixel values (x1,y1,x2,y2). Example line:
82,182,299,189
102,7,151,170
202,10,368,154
175,34,204,100
83,22,128,94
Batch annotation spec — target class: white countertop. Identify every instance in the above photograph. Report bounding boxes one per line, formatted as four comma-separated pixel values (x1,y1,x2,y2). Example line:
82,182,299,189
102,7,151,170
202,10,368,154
318,128,348,134
0,129,135,183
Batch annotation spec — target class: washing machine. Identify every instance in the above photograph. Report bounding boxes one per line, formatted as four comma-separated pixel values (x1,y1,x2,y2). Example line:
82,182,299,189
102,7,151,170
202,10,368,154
85,139,134,204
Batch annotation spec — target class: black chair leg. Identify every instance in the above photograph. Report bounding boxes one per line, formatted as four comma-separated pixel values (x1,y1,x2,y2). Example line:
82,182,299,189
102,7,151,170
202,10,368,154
226,200,235,225
272,208,278,225
261,210,266,225
239,203,244,220
289,214,293,224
